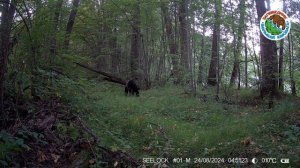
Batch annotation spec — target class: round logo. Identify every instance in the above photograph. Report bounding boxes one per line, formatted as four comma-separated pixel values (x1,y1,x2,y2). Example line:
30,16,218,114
260,10,291,41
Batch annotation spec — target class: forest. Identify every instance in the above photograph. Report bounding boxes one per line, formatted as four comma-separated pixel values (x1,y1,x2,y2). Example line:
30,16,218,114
0,0,300,167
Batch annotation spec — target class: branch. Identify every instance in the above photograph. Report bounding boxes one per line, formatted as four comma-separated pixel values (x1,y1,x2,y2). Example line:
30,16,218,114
74,62,127,85
103,77,126,85
0,0,32,41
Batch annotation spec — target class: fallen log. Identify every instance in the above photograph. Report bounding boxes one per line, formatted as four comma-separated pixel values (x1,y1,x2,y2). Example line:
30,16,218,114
102,77,126,85
74,62,127,85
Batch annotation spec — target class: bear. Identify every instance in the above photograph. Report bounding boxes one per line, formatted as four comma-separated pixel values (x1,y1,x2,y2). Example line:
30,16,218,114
125,79,140,96
269,14,286,30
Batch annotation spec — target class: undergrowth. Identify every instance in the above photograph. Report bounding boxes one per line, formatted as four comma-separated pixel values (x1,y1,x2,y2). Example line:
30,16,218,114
62,80,300,167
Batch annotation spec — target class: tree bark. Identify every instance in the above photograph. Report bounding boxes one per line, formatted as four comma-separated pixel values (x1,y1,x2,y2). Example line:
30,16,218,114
254,0,278,98
198,23,206,84
207,0,221,86
198,3,208,84
161,0,179,84
250,16,261,87
266,0,271,10
64,0,80,50
111,27,120,74
278,0,286,91
219,43,229,83
278,39,284,91
230,0,246,86
0,0,16,113
288,33,296,96
244,33,248,88
50,0,63,58
130,1,143,87
191,13,197,95
178,0,190,84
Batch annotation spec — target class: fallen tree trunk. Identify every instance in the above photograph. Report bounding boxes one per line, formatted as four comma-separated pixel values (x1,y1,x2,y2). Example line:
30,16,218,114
103,77,127,85
74,62,127,85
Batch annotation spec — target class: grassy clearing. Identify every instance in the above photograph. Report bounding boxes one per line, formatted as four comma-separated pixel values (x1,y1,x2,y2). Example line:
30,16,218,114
65,81,300,167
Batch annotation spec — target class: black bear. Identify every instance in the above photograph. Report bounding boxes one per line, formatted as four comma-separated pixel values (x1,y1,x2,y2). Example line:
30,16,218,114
125,79,139,96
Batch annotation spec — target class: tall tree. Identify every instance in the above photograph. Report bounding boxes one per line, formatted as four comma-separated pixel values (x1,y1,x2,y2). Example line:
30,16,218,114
110,26,120,74
278,0,286,91
178,0,190,84
250,14,261,86
288,33,296,96
244,33,248,88
50,0,63,58
161,0,179,84
197,4,208,84
207,0,221,86
254,0,278,98
278,39,284,91
64,0,80,49
0,0,16,113
130,1,142,83
230,0,246,86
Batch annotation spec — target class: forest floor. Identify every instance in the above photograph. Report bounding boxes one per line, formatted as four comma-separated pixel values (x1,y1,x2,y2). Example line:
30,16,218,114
70,82,300,168
1,80,299,168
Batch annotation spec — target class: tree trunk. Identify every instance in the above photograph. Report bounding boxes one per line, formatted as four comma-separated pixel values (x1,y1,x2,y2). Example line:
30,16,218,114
192,14,197,95
111,27,120,75
130,2,143,86
250,16,261,87
278,0,286,91
219,43,229,86
178,0,190,84
198,4,208,84
288,33,296,96
0,0,16,113
266,0,271,10
75,62,127,85
230,0,246,86
207,0,221,86
141,26,151,89
244,34,248,88
278,39,284,91
50,0,63,58
64,0,80,50
161,1,179,84
254,0,278,98
198,25,206,84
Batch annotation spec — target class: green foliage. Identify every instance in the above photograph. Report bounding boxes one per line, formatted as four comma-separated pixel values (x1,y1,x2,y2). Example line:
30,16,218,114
2,0,300,166
253,99,300,166
62,81,300,167
265,19,282,35
0,131,29,166
17,126,47,145
57,122,80,140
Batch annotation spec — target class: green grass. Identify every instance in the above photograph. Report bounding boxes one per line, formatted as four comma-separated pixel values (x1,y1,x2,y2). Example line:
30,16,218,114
64,81,300,167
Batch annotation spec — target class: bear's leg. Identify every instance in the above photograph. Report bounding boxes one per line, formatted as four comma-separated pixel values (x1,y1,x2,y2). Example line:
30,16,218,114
125,87,129,96
130,89,134,96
